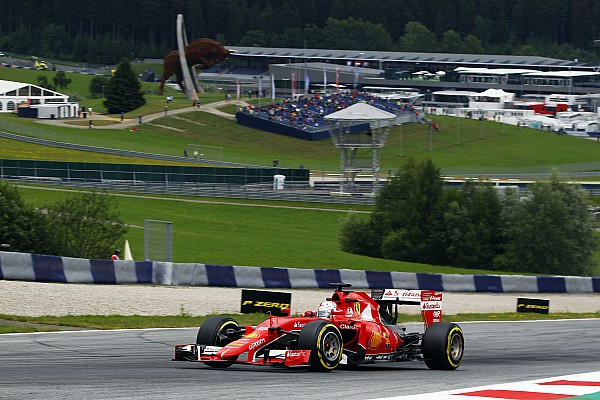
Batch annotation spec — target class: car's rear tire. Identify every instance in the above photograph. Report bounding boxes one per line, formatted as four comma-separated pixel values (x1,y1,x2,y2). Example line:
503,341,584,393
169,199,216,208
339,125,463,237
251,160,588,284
196,316,239,368
421,322,464,370
298,320,343,372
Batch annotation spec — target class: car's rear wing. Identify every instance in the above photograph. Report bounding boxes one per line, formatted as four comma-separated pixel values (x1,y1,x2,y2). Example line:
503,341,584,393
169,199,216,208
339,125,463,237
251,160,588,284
371,289,443,329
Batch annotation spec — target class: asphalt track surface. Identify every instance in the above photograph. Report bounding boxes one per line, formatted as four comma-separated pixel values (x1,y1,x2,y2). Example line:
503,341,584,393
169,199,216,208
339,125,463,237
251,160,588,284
1,319,599,399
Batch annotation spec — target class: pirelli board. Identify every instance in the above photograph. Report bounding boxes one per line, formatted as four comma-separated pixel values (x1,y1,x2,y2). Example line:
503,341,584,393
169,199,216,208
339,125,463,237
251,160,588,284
241,289,292,316
517,297,550,314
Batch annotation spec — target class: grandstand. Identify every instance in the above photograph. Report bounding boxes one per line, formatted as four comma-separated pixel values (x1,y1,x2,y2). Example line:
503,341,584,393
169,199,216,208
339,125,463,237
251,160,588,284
235,91,415,141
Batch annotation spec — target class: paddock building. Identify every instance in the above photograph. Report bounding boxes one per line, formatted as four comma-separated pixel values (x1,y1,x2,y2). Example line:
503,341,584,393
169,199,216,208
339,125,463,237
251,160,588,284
206,46,600,97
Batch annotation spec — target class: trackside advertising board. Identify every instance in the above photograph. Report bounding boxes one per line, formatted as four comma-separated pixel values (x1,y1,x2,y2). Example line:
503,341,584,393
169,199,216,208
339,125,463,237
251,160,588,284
517,297,550,314
241,289,292,316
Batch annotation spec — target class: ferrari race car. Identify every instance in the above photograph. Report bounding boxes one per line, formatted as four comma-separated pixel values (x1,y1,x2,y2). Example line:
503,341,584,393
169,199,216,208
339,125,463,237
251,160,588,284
173,283,464,372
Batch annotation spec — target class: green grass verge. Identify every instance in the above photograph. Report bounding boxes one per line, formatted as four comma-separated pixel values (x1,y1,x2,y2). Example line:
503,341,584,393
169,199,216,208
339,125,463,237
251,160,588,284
17,184,546,274
1,312,597,334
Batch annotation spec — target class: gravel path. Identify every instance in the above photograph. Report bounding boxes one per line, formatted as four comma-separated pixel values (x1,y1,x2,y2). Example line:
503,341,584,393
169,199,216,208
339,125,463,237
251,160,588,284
1,280,598,317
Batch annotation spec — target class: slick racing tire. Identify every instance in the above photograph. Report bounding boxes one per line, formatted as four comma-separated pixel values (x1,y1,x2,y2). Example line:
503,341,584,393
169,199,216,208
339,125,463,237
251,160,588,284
196,316,240,368
421,322,464,370
298,320,343,372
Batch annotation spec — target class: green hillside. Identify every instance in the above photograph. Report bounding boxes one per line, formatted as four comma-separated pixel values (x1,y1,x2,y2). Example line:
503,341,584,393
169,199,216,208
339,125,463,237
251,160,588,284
1,68,600,173
1,67,599,275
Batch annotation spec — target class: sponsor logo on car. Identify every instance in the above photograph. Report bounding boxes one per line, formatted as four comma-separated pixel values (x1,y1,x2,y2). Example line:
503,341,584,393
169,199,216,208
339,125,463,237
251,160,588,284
365,354,393,361
249,338,266,351
368,331,391,350
201,346,222,355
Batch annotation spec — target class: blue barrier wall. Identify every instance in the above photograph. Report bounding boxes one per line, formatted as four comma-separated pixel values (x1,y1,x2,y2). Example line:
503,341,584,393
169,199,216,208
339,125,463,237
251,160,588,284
1,251,598,293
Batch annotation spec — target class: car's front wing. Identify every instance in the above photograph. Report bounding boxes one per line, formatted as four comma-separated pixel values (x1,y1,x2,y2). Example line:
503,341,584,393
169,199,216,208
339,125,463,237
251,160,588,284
174,344,312,367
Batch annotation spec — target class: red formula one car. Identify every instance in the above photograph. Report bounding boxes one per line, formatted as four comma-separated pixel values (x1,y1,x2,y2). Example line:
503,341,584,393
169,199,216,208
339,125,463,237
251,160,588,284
174,283,464,372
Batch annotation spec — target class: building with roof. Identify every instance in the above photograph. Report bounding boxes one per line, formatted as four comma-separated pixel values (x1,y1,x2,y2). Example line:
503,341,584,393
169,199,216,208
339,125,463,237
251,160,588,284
208,46,600,97
0,79,77,117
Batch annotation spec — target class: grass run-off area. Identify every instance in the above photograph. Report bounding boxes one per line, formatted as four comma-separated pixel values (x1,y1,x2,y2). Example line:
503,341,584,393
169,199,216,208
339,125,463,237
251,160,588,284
1,312,599,334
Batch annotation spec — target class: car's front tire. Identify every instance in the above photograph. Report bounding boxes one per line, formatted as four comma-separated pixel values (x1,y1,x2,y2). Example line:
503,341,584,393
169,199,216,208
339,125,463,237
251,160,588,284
196,316,239,368
421,322,464,370
298,320,343,372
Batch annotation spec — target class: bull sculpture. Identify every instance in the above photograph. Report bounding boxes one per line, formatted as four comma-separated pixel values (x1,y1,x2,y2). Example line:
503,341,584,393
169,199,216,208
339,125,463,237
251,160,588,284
158,38,233,95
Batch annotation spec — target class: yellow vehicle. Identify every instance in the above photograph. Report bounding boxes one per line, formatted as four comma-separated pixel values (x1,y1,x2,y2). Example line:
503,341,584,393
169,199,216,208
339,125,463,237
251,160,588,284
32,56,48,70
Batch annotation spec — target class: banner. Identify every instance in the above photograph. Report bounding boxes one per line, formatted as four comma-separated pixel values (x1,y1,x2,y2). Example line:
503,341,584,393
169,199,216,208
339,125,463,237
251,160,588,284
270,73,275,100
336,67,340,90
241,289,292,316
304,69,310,95
291,71,296,97
516,297,549,314
236,80,241,100
323,67,327,92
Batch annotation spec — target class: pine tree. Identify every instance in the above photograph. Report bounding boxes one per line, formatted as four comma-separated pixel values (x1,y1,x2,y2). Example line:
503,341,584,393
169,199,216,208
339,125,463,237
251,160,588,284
103,59,145,114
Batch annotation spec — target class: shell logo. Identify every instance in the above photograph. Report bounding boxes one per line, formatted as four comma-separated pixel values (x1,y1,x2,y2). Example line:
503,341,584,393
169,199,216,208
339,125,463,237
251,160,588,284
368,331,391,350
245,332,261,339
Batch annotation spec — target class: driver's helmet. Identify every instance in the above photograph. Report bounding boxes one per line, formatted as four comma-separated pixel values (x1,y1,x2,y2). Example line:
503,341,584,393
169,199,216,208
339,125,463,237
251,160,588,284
316,301,337,318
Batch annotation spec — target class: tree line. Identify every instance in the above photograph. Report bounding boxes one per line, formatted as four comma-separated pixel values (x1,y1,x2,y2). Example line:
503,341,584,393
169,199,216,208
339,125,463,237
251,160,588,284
339,158,597,276
0,0,599,65
0,181,126,260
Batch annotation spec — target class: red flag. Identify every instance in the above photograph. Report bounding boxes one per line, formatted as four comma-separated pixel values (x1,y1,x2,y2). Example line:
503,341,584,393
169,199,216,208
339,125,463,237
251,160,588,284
336,68,340,90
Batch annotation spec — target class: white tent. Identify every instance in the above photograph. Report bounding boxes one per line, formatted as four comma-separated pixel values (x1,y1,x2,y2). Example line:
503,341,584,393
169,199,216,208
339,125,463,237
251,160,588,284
477,88,515,99
468,88,515,110
0,80,69,112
